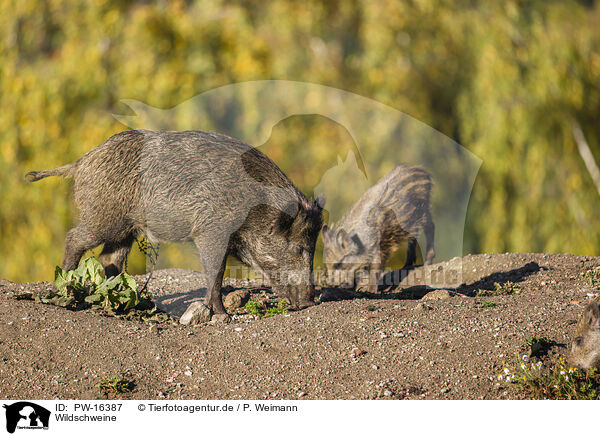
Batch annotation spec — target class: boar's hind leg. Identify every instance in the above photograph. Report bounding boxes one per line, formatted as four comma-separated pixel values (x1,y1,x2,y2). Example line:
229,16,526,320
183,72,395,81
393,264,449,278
99,236,135,277
62,225,103,271
195,240,227,315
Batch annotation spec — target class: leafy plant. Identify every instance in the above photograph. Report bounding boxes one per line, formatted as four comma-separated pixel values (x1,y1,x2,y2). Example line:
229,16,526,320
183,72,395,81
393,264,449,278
96,375,134,394
479,301,497,308
244,300,266,317
244,299,288,318
494,281,521,295
43,257,140,314
501,356,600,400
83,271,139,313
264,299,289,318
478,281,521,296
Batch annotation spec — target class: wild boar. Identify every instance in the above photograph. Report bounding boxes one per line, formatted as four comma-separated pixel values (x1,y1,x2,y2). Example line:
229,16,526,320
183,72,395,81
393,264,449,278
570,300,600,370
26,129,323,317
321,164,434,292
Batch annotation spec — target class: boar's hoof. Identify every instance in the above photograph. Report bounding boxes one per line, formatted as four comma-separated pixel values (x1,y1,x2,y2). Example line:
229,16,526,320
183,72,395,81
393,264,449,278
180,302,211,325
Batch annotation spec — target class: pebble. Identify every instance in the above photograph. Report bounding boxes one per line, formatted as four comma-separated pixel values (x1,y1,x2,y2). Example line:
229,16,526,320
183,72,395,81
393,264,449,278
415,303,433,312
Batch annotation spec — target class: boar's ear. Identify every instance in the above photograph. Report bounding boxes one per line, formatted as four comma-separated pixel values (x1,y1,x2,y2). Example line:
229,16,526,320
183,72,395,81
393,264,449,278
336,229,349,249
584,303,600,330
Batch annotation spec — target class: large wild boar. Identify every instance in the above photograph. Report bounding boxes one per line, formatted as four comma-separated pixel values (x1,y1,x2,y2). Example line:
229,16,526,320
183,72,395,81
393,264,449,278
26,129,323,317
570,299,600,370
321,164,434,292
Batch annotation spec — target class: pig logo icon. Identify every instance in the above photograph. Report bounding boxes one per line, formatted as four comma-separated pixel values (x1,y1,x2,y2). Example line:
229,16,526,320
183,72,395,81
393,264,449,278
2,402,50,433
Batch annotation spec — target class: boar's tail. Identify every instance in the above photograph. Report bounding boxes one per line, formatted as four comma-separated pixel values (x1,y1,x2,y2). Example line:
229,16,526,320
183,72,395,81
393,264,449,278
24,162,77,183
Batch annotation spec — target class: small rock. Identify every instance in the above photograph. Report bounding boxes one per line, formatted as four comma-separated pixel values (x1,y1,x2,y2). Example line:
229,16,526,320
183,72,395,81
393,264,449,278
414,302,433,312
384,390,393,396
224,289,250,312
211,313,231,324
422,289,454,301
184,370,193,376
180,302,211,325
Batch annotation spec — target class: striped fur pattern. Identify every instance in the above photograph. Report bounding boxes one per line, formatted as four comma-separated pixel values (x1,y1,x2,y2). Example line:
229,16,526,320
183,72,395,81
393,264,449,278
322,164,434,292
570,298,600,369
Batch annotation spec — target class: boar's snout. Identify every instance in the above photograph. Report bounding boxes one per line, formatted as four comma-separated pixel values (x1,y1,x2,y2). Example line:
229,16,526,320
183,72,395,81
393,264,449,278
284,285,317,311
294,299,316,310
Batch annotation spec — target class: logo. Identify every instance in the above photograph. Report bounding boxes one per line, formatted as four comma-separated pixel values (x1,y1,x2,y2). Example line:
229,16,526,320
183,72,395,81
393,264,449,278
2,402,50,433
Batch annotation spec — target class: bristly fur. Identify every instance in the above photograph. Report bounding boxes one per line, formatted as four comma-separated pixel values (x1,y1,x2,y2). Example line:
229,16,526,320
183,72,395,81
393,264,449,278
26,129,323,314
570,299,600,369
322,164,434,292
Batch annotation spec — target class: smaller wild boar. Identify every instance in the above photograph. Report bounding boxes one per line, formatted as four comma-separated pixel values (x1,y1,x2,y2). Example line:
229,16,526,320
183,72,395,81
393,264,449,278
570,300,600,370
321,164,434,292
26,129,323,318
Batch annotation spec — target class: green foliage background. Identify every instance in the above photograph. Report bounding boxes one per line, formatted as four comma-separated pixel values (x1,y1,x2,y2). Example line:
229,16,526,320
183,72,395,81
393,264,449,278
1,0,599,282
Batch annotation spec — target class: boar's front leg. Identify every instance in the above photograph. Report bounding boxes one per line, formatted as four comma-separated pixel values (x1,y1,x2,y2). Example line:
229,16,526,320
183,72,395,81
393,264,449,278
403,237,417,269
423,216,435,265
195,239,227,316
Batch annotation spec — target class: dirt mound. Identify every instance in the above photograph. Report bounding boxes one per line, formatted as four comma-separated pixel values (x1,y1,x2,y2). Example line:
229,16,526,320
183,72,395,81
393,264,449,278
0,253,598,400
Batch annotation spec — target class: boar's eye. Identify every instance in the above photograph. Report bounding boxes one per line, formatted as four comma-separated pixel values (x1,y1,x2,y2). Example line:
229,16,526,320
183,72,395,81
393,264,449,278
293,246,304,256
574,337,584,347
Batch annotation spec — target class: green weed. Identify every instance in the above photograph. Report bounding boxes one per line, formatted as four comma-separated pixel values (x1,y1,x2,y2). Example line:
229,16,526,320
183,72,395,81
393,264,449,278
582,268,600,289
96,375,134,394
477,281,521,296
244,299,288,318
500,356,600,400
